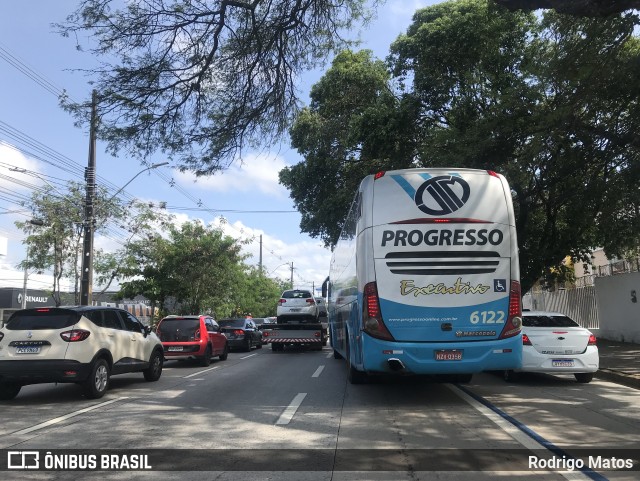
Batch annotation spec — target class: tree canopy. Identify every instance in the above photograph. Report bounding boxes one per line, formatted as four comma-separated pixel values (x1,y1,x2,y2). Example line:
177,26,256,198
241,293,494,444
57,0,374,175
494,0,640,17
280,0,640,293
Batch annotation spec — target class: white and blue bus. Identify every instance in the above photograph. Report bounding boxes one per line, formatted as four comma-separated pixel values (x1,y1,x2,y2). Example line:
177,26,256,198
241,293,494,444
323,168,522,383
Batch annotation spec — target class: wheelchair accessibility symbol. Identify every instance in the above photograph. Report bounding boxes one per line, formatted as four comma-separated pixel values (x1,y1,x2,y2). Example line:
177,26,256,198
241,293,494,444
494,279,507,292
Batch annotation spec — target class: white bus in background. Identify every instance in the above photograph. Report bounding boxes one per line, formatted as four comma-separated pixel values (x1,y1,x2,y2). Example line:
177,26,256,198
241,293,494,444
323,168,523,383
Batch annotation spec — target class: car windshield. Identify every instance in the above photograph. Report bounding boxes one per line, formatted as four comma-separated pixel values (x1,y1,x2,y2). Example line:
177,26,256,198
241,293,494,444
157,318,200,341
282,290,312,299
523,315,580,328
5,308,79,330
219,319,246,328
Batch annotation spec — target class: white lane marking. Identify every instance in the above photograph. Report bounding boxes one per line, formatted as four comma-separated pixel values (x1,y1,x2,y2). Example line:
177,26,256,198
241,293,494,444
13,397,129,435
325,352,333,359
447,385,592,481
312,366,325,378
184,366,219,378
240,353,258,360
276,393,307,425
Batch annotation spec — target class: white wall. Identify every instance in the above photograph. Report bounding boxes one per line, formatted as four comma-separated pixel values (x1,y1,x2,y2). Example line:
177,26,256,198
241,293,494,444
595,272,640,344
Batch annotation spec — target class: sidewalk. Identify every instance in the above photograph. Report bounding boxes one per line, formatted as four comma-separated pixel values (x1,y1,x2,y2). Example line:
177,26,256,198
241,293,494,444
594,338,640,389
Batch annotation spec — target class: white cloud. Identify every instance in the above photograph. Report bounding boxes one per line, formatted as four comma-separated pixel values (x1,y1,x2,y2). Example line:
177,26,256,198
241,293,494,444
211,217,331,293
174,152,289,197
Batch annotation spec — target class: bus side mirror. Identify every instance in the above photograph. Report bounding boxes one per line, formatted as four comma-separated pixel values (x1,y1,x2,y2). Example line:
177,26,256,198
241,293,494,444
322,276,329,298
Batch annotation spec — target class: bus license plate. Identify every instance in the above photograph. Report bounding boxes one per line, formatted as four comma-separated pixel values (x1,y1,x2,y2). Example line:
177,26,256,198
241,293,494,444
552,359,574,367
435,350,463,361
16,346,41,354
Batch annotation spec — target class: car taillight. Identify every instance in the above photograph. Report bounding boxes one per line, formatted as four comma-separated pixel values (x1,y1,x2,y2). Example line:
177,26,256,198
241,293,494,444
278,299,286,305
522,334,532,345
362,282,394,341
194,329,200,341
60,329,91,342
588,334,597,345
234,329,245,335
499,280,522,339
306,298,315,305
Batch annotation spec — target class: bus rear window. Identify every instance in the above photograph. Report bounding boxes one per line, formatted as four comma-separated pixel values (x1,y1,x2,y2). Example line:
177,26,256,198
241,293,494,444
5,309,80,330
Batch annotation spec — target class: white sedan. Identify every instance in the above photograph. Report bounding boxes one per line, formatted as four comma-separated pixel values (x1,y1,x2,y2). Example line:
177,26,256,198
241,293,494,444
504,310,599,383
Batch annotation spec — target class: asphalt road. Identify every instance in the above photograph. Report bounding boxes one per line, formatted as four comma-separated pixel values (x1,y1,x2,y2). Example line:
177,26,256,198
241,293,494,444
0,345,638,480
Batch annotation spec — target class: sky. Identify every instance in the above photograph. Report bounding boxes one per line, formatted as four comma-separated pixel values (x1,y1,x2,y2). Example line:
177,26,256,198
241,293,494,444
0,0,435,296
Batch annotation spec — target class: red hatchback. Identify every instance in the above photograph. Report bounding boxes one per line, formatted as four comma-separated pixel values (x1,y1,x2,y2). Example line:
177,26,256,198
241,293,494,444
156,315,228,366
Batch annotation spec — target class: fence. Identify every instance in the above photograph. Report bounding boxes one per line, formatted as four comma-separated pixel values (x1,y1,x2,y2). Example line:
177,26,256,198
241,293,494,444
522,285,599,330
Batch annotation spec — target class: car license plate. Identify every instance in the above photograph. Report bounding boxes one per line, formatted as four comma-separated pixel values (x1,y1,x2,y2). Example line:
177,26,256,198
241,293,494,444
168,346,184,352
435,349,463,361
15,346,40,354
552,359,574,367
289,308,301,312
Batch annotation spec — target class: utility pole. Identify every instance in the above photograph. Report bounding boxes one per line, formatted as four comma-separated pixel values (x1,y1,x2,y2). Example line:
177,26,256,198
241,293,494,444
259,234,263,274
80,90,97,306
290,262,294,289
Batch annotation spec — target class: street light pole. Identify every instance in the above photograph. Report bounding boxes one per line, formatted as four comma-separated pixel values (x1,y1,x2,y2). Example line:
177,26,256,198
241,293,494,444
105,162,169,204
79,154,169,306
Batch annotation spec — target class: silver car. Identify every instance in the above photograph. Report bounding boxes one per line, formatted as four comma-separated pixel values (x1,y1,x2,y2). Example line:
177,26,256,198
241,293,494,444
277,289,319,322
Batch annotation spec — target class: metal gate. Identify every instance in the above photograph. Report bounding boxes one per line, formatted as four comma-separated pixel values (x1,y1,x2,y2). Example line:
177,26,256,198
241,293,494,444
522,278,599,330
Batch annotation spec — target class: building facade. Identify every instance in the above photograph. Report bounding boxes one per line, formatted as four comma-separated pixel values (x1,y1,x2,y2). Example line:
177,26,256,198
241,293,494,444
0,287,157,325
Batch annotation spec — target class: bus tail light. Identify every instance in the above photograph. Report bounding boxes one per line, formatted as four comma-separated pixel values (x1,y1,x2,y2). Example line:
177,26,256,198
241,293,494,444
362,282,395,341
499,280,522,339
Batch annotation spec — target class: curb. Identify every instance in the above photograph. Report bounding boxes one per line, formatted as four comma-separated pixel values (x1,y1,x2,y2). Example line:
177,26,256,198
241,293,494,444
594,368,640,390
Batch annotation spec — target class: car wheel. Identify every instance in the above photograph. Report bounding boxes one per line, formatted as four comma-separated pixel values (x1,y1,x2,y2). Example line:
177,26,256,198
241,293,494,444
244,339,252,352
0,382,22,401
83,358,110,399
256,339,262,349
199,345,212,366
219,344,229,361
575,372,594,383
143,350,163,382
503,370,519,382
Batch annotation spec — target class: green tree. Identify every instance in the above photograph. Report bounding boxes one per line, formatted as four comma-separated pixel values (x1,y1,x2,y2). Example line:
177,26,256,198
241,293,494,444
118,220,248,315
227,267,289,318
494,0,640,17
93,200,175,296
280,49,416,245
281,0,640,293
16,181,123,306
56,0,375,175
